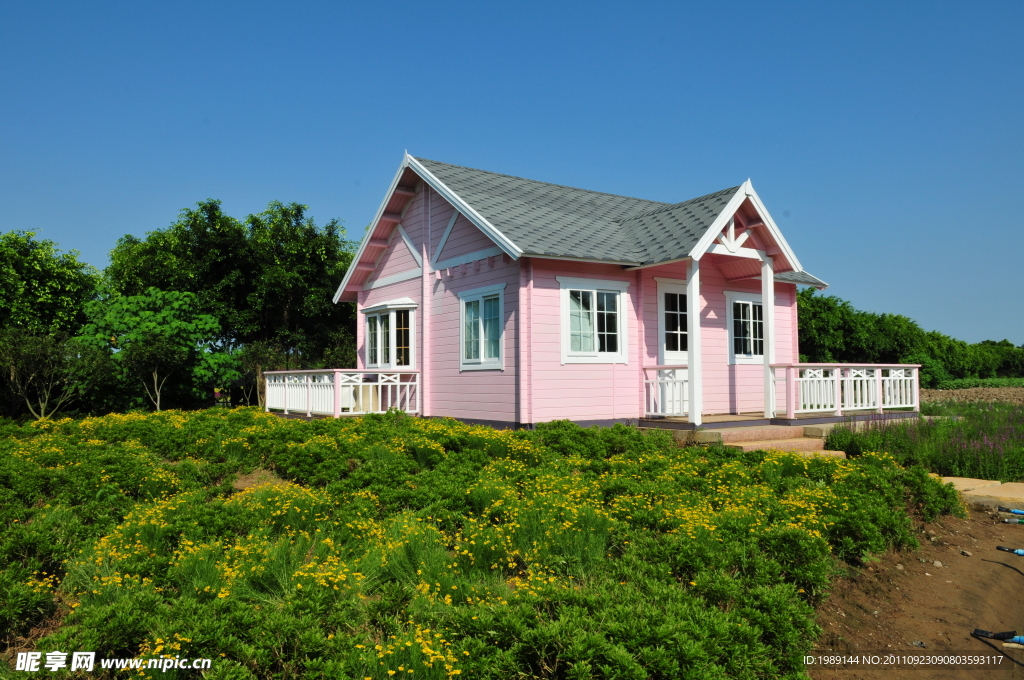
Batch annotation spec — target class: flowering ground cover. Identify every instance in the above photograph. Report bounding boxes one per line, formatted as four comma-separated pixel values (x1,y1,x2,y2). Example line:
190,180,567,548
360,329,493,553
826,402,1024,482
1,409,961,679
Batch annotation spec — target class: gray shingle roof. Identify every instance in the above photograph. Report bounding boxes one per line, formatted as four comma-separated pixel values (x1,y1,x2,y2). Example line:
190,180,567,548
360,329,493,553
413,157,824,286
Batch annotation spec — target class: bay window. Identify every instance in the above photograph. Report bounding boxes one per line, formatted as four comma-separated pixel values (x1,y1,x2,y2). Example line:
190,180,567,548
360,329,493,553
363,300,415,369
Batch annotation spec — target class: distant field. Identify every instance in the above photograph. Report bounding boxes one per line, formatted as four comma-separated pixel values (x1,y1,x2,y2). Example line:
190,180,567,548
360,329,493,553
922,387,1024,405
1,409,961,679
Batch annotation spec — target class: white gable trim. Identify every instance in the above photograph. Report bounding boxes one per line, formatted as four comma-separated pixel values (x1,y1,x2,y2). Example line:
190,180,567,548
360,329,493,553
362,268,423,291
432,211,459,266
406,155,522,259
434,246,505,272
333,155,411,303
688,181,802,272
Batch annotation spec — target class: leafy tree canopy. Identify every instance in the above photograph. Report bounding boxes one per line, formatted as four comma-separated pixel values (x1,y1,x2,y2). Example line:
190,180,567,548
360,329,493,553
0,231,99,333
798,288,1024,387
80,288,231,411
105,200,355,366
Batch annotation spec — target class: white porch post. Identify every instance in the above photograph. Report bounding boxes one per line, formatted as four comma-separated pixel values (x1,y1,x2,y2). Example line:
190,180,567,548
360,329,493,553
687,258,702,425
761,257,775,418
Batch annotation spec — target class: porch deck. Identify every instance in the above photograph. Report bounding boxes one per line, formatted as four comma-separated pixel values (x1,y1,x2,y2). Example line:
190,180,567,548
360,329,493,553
640,409,919,431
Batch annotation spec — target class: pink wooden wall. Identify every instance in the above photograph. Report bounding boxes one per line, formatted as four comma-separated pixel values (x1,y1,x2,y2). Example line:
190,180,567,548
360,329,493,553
357,185,520,424
436,213,497,260
525,259,641,424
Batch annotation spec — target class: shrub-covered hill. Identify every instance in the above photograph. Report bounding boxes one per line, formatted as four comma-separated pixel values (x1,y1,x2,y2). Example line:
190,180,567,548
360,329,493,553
1,409,961,679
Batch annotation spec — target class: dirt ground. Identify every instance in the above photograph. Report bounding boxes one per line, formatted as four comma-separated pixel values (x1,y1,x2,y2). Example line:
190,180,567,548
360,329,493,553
921,387,1024,406
809,507,1024,679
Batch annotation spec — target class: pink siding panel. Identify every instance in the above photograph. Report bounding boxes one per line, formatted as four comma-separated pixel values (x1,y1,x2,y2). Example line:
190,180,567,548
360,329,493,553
427,261,520,423
526,260,641,424
363,231,418,284
436,214,499,261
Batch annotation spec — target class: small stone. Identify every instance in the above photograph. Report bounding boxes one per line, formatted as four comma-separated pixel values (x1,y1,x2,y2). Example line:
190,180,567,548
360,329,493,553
895,564,905,570
925,572,932,576
911,640,926,648
927,530,937,536
933,560,943,568
961,550,972,557
930,536,940,542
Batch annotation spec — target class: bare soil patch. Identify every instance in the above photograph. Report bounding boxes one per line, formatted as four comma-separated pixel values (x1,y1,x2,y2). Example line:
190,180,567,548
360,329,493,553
809,507,1024,679
232,468,286,491
922,388,1024,406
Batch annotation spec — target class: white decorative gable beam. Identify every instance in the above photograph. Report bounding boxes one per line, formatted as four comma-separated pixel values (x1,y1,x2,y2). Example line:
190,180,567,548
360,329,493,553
688,180,802,272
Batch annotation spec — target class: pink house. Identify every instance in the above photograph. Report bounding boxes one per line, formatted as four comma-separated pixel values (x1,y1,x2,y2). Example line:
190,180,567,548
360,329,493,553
265,154,919,429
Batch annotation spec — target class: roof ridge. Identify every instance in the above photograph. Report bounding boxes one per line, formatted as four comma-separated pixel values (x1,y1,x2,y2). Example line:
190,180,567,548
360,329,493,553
615,185,742,223
413,156,671,207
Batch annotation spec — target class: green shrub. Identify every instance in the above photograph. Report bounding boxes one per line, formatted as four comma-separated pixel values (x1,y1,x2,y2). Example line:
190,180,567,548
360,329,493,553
1,409,963,678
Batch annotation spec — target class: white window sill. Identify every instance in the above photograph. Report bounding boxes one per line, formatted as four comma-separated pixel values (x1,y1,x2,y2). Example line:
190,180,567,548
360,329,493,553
564,355,628,365
460,364,503,372
731,357,765,365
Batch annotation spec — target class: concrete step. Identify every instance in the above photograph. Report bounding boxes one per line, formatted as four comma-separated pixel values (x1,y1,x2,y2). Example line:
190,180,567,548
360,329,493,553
717,425,806,443
802,450,848,459
725,437,827,453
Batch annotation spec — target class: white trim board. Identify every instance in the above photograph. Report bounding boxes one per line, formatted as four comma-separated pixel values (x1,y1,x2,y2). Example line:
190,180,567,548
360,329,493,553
362,268,423,291
435,246,504,272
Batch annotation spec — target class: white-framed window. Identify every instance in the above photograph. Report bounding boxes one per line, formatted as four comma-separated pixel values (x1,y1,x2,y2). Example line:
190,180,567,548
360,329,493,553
363,299,416,369
556,276,630,364
459,283,505,371
725,291,763,364
656,279,688,365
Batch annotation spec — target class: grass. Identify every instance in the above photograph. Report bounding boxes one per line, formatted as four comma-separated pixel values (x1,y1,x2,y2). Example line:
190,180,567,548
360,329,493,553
825,402,1024,482
1,408,963,679
934,377,1024,390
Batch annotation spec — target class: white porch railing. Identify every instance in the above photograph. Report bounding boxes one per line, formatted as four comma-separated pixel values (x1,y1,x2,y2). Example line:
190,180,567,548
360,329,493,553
643,366,689,417
770,363,919,418
264,370,420,417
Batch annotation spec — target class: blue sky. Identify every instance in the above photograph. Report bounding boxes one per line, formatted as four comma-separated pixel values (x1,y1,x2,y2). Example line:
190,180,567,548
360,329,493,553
1,1,1022,343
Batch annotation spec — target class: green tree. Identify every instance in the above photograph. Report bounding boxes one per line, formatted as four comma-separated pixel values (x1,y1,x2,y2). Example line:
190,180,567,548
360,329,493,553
0,231,99,334
81,288,232,411
105,199,356,367
798,287,1024,387
0,330,108,419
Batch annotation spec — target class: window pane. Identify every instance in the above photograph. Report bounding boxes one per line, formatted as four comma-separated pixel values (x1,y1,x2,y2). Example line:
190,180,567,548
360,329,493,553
597,291,618,353
483,296,500,359
367,316,378,365
380,313,390,364
464,300,480,360
569,290,594,352
395,310,411,366
664,293,687,354
733,302,751,355
752,303,763,356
